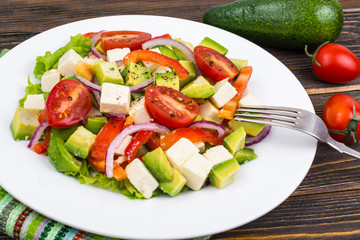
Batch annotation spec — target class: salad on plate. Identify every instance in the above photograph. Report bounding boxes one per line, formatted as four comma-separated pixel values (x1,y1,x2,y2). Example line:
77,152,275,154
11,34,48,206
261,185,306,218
10,30,270,199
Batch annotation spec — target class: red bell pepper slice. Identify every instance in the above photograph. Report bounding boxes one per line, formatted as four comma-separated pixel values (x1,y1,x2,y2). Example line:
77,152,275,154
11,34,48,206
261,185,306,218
160,128,223,151
90,118,124,161
123,50,189,80
124,130,154,162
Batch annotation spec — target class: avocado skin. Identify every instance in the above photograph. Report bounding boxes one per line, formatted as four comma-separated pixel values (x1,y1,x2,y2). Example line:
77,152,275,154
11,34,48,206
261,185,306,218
203,0,343,50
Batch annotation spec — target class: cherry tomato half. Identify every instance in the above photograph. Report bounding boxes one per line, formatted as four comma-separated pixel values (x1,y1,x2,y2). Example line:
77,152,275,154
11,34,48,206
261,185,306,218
100,31,152,51
308,43,360,83
144,86,200,128
323,94,360,143
45,79,92,128
194,46,239,82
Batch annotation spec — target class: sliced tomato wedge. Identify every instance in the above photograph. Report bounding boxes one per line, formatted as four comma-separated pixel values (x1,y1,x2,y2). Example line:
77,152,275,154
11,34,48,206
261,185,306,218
90,118,124,161
147,132,161,150
100,31,152,51
144,86,200,128
45,79,92,128
123,50,189,80
194,46,239,82
124,130,153,162
32,127,51,154
160,128,224,151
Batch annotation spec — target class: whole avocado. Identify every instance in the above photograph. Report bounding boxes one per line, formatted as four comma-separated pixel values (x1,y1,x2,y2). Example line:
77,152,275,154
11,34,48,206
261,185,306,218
203,0,344,50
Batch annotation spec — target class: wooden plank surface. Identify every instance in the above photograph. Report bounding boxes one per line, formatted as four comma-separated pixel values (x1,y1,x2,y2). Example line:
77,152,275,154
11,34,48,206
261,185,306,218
1,0,359,239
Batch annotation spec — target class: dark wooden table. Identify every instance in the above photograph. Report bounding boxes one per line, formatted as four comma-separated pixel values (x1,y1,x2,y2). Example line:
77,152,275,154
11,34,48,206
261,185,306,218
1,0,359,239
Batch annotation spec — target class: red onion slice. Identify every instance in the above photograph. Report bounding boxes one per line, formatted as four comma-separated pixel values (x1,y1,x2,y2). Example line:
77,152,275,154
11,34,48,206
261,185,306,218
27,120,49,150
90,47,107,61
142,38,195,63
129,79,154,93
245,125,272,146
189,120,225,138
90,30,105,47
105,123,170,177
74,74,102,93
103,113,126,120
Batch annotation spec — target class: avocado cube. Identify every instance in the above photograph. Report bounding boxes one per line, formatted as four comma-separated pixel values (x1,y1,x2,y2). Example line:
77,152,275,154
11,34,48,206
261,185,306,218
143,147,174,182
209,158,240,189
181,76,215,98
223,127,246,155
124,62,152,86
50,124,81,141
159,168,187,197
48,137,82,173
234,148,258,165
172,38,195,60
228,118,265,136
156,45,178,59
229,58,248,71
95,41,106,54
10,107,41,140
179,60,196,88
85,116,108,134
155,72,179,91
93,61,124,85
64,126,96,159
199,36,228,55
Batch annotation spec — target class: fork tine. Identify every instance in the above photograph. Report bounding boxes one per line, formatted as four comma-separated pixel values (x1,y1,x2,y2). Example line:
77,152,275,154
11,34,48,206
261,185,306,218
233,116,297,128
234,112,297,125
237,106,299,117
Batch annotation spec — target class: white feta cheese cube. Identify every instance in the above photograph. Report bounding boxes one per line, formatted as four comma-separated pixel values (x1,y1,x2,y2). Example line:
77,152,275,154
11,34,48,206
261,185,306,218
107,48,130,63
41,69,61,92
115,156,127,165
180,153,212,191
165,138,199,170
142,61,160,72
129,96,152,124
100,83,131,115
23,94,45,110
239,88,264,106
203,145,234,167
210,79,237,108
199,100,223,124
114,135,133,156
58,49,83,78
125,158,159,198
152,65,172,74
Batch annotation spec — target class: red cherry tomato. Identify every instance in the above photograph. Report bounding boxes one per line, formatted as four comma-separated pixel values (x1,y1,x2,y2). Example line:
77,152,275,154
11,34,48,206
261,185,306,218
144,86,200,128
100,31,152,51
307,43,360,83
323,94,360,143
194,46,239,82
45,79,92,128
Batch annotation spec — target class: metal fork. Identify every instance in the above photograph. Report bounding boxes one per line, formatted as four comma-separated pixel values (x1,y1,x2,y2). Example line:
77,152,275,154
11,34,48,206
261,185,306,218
235,105,360,159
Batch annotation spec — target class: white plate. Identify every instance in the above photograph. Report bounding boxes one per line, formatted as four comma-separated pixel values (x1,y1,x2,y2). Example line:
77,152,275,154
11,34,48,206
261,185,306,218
0,15,317,240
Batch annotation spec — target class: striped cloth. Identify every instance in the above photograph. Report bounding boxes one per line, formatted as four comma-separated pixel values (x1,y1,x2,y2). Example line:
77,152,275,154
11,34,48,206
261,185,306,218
0,186,210,240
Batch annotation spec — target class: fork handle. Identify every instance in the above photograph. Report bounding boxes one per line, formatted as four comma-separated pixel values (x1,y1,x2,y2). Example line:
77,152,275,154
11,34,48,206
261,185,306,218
326,138,360,159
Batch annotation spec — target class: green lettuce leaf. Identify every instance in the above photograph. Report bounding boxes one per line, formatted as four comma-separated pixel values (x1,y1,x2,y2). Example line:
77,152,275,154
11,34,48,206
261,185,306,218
18,76,44,107
65,160,123,193
33,33,91,79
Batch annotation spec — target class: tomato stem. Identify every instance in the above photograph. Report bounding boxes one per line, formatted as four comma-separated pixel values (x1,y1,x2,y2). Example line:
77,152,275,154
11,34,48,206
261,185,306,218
328,102,360,144
304,41,330,67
